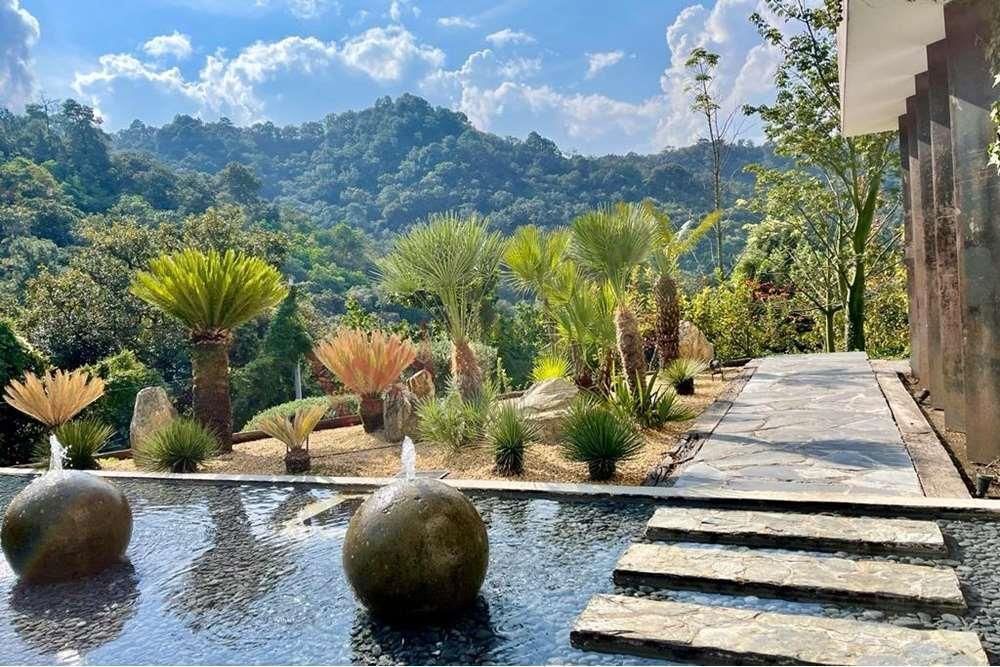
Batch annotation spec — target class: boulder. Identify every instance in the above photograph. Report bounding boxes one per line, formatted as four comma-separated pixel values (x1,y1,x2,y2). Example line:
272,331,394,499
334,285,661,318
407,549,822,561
383,384,418,443
407,369,435,402
679,320,715,362
129,387,177,450
516,377,579,442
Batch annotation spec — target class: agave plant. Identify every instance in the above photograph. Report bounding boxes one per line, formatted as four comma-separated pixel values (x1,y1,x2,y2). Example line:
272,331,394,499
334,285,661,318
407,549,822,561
255,401,328,473
486,402,537,476
379,213,505,400
3,369,106,428
34,419,114,470
135,418,218,473
131,248,287,450
663,358,710,396
313,329,416,432
560,396,643,481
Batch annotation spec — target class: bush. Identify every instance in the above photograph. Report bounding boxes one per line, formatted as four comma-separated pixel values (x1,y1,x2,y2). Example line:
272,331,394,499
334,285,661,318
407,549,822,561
135,418,218,473
487,402,537,476
242,395,357,432
83,350,162,446
531,352,570,383
0,319,47,465
662,358,709,396
560,397,644,481
417,384,496,450
607,373,694,429
36,419,113,470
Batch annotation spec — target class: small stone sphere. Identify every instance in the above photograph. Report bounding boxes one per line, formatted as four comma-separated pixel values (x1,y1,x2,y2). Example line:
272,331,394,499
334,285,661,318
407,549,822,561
343,478,488,618
1,471,132,583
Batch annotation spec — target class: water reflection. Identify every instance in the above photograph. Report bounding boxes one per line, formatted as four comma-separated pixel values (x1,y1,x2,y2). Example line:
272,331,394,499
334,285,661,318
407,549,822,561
9,562,139,654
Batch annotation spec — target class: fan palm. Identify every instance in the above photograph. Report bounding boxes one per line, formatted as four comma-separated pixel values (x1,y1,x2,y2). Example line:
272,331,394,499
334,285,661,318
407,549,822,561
378,212,505,400
131,248,287,450
648,204,721,367
503,225,570,309
570,203,656,390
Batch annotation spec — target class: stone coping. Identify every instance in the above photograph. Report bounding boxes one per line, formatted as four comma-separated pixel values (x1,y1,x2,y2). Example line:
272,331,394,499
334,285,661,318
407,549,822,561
2,467,1000,517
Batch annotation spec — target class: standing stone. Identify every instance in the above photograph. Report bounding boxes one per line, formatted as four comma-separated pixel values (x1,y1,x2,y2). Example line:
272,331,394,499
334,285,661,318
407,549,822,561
905,98,931,387
406,369,435,402
383,384,417,443
899,114,922,381
129,387,177,450
678,321,715,362
516,377,579,442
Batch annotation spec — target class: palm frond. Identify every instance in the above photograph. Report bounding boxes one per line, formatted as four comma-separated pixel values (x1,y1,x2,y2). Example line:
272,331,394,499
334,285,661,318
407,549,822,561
4,370,106,428
131,248,288,334
256,401,329,452
313,329,416,397
570,202,656,301
503,225,569,302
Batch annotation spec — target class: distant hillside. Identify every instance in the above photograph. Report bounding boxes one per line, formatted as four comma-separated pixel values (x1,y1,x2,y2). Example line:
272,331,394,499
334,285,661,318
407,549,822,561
114,94,779,260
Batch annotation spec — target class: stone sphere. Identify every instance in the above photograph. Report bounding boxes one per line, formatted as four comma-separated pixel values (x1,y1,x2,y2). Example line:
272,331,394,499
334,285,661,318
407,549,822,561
2,471,132,583
343,479,488,618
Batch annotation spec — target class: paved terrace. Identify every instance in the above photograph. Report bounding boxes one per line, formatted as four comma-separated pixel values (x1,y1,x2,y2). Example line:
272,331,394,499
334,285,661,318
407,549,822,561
671,352,924,497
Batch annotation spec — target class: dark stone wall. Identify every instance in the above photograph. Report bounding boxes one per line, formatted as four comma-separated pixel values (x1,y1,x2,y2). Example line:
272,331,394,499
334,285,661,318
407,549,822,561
898,114,921,382
905,94,933,391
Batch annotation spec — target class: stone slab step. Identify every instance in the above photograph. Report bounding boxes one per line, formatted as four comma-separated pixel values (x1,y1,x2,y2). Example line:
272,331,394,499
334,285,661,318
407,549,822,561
645,507,948,556
571,594,987,665
614,543,966,611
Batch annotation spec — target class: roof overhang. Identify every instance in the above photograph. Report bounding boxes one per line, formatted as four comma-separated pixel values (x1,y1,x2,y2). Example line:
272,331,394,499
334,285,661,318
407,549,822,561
838,0,946,136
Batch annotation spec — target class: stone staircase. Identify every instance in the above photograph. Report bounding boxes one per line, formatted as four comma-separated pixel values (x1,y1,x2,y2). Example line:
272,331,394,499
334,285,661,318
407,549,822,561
570,506,989,665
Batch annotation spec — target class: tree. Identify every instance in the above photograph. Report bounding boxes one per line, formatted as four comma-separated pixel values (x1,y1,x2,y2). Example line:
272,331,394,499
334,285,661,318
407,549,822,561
131,249,288,449
746,0,897,351
378,213,505,399
502,225,570,310
570,203,656,389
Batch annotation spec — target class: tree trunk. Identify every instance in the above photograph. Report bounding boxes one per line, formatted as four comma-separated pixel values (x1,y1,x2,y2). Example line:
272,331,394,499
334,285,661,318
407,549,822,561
653,273,680,368
845,260,866,352
451,338,483,400
615,305,646,391
823,309,837,353
191,334,233,452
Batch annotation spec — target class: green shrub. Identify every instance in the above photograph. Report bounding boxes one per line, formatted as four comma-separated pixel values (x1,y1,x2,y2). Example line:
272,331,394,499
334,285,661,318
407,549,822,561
608,373,694,429
662,358,709,395
35,419,113,470
530,352,570,383
84,350,163,445
560,397,644,481
0,319,47,465
431,338,499,394
487,402,537,476
135,418,218,473
242,395,358,432
417,383,496,450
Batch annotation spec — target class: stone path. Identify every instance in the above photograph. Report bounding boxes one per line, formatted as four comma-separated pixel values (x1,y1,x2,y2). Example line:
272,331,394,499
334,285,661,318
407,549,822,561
670,352,924,497
645,507,948,555
572,595,988,666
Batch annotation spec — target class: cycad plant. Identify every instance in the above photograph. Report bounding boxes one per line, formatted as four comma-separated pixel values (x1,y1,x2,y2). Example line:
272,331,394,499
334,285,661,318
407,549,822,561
3,369,106,428
571,203,656,391
379,213,505,400
256,401,328,473
131,249,288,450
663,358,710,396
560,396,643,481
312,329,416,432
648,204,720,367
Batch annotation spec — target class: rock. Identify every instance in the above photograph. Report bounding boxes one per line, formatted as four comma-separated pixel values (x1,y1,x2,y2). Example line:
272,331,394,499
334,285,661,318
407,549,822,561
678,320,715,362
342,479,488,618
2,471,132,583
383,384,418,443
407,369,435,402
129,386,177,450
515,377,579,442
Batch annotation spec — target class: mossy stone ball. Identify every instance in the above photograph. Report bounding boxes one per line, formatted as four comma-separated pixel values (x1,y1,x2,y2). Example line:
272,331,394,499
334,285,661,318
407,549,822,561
343,478,488,618
1,471,132,583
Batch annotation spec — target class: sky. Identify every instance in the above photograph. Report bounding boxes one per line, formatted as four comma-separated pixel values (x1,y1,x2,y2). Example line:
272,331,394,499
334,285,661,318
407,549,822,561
1,0,783,156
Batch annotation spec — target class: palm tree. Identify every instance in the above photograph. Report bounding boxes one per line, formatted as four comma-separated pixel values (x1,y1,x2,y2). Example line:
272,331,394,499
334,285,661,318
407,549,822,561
648,204,721,367
570,203,656,390
502,225,570,310
378,213,505,400
131,249,287,450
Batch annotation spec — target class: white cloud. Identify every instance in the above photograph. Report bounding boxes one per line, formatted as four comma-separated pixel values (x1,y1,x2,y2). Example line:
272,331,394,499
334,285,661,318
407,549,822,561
388,0,418,23
485,29,535,47
0,0,39,110
437,16,477,29
585,50,624,79
142,31,193,60
285,0,339,19
74,26,443,123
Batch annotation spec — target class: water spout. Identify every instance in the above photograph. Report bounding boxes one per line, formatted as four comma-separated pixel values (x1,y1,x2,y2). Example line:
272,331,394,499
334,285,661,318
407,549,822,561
48,435,66,473
401,437,416,481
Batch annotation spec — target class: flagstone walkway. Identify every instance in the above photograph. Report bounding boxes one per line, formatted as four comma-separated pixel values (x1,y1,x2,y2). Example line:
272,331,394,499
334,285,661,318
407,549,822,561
670,352,924,497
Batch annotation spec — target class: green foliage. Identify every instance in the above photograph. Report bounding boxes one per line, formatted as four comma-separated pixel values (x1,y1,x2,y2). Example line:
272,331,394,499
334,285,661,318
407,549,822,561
503,225,570,303
135,417,218,473
416,384,496,450
570,202,655,302
864,263,910,360
487,402,537,476
430,338,499,393
83,350,163,445
662,358,709,388
559,397,644,481
531,352,570,383
0,319,47,465
607,373,694,429
243,395,357,431
39,419,113,470
488,301,548,390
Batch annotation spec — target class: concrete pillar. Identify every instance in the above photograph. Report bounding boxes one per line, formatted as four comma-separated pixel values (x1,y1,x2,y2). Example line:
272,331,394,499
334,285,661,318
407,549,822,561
927,40,965,432
945,0,1000,463
898,113,921,381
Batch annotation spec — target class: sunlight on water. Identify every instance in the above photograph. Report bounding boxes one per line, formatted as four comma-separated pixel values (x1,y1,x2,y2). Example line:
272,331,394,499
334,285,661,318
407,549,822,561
401,436,416,481
48,435,66,473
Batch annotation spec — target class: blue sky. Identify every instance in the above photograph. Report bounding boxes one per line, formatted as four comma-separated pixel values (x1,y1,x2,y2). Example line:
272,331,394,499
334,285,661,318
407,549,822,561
2,0,781,155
